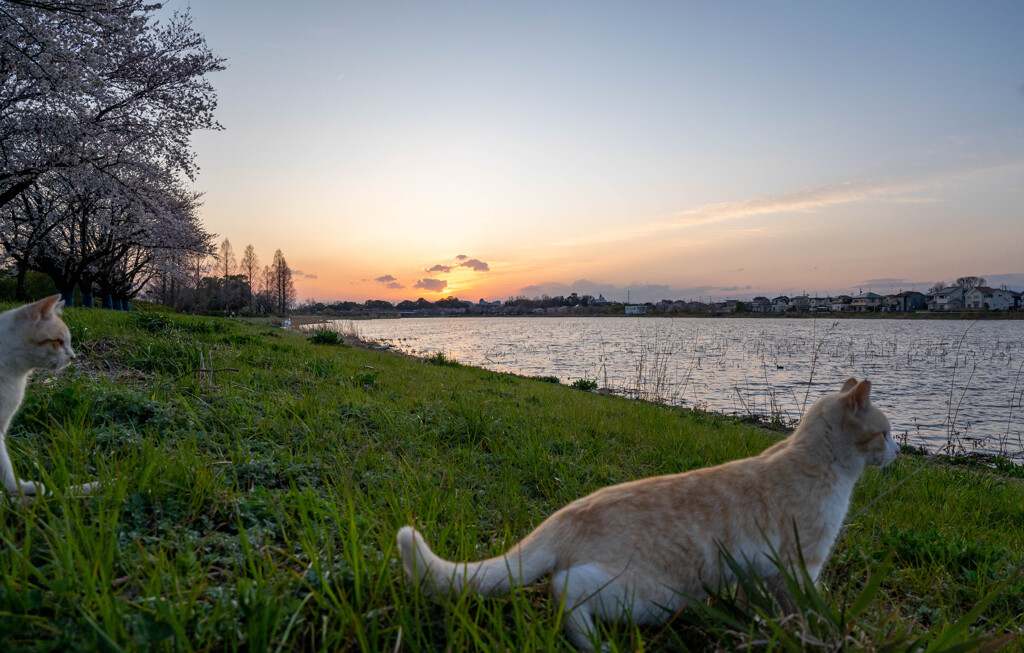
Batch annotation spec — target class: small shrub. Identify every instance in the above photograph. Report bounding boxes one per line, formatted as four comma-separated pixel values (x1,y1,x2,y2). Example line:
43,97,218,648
530,375,560,384
308,329,343,346
571,379,598,391
352,369,379,388
425,352,459,367
133,313,173,334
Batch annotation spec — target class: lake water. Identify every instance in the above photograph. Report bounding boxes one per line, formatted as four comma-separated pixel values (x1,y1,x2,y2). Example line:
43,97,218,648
320,316,1024,458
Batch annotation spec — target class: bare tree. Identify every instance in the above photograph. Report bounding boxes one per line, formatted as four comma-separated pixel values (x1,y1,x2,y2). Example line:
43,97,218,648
253,263,275,314
239,245,258,287
219,238,236,278
271,249,295,315
952,276,986,290
239,244,258,311
928,281,947,293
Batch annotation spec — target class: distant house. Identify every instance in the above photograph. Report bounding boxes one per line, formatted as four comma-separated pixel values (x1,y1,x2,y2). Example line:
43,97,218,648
829,295,852,312
750,296,772,313
965,286,1015,311
927,287,966,311
884,291,927,313
771,296,791,313
625,305,646,315
591,294,608,305
848,292,884,312
806,296,830,311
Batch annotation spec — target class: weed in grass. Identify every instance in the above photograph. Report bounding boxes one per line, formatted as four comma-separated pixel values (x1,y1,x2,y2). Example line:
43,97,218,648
132,312,174,334
223,333,261,347
529,375,560,384
308,329,344,346
425,351,460,367
570,379,598,391
352,368,379,388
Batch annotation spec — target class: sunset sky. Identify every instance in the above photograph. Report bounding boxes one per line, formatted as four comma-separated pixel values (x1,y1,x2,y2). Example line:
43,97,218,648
177,1,1024,303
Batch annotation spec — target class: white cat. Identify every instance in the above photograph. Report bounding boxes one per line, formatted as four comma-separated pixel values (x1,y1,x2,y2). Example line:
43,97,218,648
398,378,898,650
0,295,97,500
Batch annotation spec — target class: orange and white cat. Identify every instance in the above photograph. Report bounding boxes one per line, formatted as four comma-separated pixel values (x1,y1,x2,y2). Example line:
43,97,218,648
0,295,97,500
398,378,897,650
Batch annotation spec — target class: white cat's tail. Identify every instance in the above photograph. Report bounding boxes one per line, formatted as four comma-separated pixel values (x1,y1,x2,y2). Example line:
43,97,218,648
397,525,556,596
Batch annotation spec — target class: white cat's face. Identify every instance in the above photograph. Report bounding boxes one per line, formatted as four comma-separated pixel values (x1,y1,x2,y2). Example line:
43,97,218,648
819,378,898,469
27,315,76,371
3,296,76,372
854,403,898,468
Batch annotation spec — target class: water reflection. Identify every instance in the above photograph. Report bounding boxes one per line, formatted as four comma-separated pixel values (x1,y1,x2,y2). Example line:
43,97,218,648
322,317,1024,458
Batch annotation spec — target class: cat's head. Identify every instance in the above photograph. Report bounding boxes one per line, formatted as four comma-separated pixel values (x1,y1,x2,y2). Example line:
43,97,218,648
2,295,76,372
816,377,898,469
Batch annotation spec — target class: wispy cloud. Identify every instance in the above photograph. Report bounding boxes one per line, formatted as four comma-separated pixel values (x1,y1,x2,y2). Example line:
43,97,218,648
427,264,453,273
566,157,1024,248
986,273,1024,289
375,274,398,283
656,179,925,230
292,269,318,279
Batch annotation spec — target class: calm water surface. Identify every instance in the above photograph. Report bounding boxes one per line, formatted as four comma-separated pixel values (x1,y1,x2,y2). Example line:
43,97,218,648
324,317,1024,457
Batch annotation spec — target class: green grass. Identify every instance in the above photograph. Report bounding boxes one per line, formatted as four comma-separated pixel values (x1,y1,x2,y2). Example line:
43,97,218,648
0,307,1021,651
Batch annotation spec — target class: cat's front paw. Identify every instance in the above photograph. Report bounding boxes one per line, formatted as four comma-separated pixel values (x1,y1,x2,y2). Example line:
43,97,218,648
14,479,44,497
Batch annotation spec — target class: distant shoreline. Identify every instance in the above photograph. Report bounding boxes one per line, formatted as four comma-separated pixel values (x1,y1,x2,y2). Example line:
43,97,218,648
286,310,1024,322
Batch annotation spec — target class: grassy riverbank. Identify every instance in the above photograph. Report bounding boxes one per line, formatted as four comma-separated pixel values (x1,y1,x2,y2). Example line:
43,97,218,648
1,307,1022,651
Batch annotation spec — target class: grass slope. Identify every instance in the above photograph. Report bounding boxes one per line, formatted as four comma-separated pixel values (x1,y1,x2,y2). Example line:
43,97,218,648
0,307,1021,651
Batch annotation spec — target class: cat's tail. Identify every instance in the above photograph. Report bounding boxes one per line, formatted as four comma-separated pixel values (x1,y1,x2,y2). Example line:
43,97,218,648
397,525,556,596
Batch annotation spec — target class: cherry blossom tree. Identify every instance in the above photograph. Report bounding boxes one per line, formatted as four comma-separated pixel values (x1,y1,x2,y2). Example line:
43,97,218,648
1,160,213,307
0,0,224,209
1,0,222,308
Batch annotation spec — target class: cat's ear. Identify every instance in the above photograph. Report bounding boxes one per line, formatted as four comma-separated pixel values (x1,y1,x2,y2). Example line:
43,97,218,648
39,294,63,319
842,379,872,413
18,295,63,322
840,378,858,393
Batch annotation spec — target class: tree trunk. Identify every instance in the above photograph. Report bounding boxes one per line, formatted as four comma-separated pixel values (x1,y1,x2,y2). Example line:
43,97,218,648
15,264,27,301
